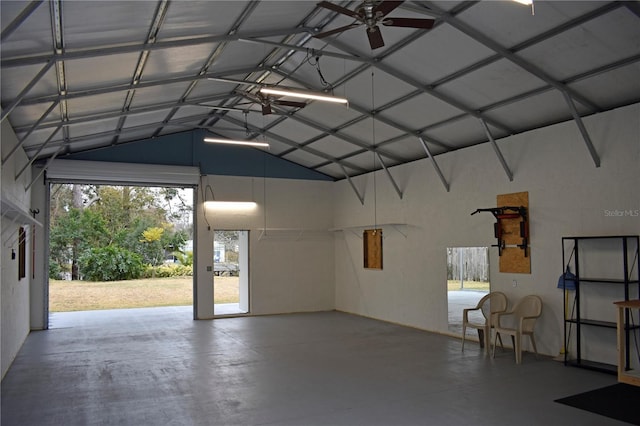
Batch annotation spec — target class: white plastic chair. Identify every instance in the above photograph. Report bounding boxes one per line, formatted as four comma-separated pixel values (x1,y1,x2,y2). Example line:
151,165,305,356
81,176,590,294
462,291,508,354
492,295,543,364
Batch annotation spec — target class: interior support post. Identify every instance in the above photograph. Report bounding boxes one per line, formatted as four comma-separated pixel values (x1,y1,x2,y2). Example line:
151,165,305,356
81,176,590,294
480,119,513,181
2,101,59,166
340,164,365,205
1,60,54,123
418,137,450,192
375,152,403,199
561,91,601,168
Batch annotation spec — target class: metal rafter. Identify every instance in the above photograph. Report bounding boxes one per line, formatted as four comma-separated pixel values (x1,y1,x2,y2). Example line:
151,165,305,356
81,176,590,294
418,137,449,192
480,119,513,181
113,0,171,145
561,91,601,167
1,0,43,42
340,164,365,205
152,1,262,139
217,113,366,176
1,27,314,68
13,93,237,134
25,113,218,157
421,1,600,112
272,69,453,155
376,152,403,199
18,66,265,106
1,101,58,165
0,60,54,122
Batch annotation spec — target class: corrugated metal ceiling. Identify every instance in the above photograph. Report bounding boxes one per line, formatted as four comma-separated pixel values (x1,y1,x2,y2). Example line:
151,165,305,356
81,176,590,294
1,0,639,180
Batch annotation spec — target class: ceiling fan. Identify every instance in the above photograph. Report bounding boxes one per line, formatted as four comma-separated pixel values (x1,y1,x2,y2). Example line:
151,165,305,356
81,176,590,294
314,0,435,49
241,91,308,115
196,92,307,116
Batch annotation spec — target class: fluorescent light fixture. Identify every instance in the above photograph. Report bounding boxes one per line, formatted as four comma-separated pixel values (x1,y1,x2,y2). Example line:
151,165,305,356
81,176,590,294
205,201,257,211
204,138,269,148
512,0,532,5
259,87,348,104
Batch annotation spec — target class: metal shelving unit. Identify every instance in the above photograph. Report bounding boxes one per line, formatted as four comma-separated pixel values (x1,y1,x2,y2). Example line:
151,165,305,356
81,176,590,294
562,235,640,374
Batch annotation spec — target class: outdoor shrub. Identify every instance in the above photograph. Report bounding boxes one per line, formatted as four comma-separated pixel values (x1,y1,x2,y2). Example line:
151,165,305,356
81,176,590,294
141,264,193,278
79,245,144,281
48,261,63,280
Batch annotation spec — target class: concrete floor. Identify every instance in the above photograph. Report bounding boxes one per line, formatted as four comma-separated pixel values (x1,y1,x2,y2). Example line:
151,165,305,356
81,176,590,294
1,308,626,426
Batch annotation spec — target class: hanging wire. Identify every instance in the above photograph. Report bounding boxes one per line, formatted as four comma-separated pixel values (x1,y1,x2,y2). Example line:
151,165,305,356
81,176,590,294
262,114,268,235
371,69,377,230
200,176,215,231
305,53,331,87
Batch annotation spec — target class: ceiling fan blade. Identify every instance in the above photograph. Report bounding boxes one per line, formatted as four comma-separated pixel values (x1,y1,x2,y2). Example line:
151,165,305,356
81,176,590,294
367,25,385,49
382,17,435,29
373,1,404,18
261,104,272,115
314,22,361,39
317,1,360,19
273,100,307,109
197,104,244,112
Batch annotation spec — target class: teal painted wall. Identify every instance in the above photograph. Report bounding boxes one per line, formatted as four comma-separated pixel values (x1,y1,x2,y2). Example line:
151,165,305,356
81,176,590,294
62,130,334,181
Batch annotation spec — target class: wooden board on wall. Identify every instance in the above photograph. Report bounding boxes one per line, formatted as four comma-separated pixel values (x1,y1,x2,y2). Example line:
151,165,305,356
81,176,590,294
363,229,383,270
497,191,530,273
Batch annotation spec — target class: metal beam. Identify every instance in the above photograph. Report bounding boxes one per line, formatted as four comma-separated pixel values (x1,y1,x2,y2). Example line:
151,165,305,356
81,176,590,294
339,165,365,205
18,66,263,106
16,125,62,180
324,38,514,135
418,137,449,192
376,152,403,199
113,0,171,144
274,70,453,152
24,113,220,156
218,113,367,174
26,148,61,191
1,27,313,68
268,102,406,165
2,101,58,165
623,1,640,19
561,92,601,168
480,120,513,181
422,1,600,112
0,60,54,122
151,1,261,139
1,1,43,42
238,37,369,64
13,94,236,134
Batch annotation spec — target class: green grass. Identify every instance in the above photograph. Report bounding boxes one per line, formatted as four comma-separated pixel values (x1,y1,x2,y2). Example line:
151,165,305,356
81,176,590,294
447,280,490,291
50,276,239,312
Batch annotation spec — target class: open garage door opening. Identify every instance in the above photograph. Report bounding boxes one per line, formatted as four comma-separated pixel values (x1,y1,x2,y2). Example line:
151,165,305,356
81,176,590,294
213,230,249,316
47,183,195,321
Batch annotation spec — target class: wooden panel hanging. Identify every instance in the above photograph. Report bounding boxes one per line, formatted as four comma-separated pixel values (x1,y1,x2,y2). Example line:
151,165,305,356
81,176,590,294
363,229,383,269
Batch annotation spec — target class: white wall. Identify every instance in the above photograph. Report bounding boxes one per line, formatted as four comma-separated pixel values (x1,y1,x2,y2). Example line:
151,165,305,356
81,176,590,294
1,119,33,379
195,175,335,317
333,104,640,360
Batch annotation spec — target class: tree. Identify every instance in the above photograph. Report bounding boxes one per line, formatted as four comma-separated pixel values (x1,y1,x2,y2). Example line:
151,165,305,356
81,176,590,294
49,184,192,280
